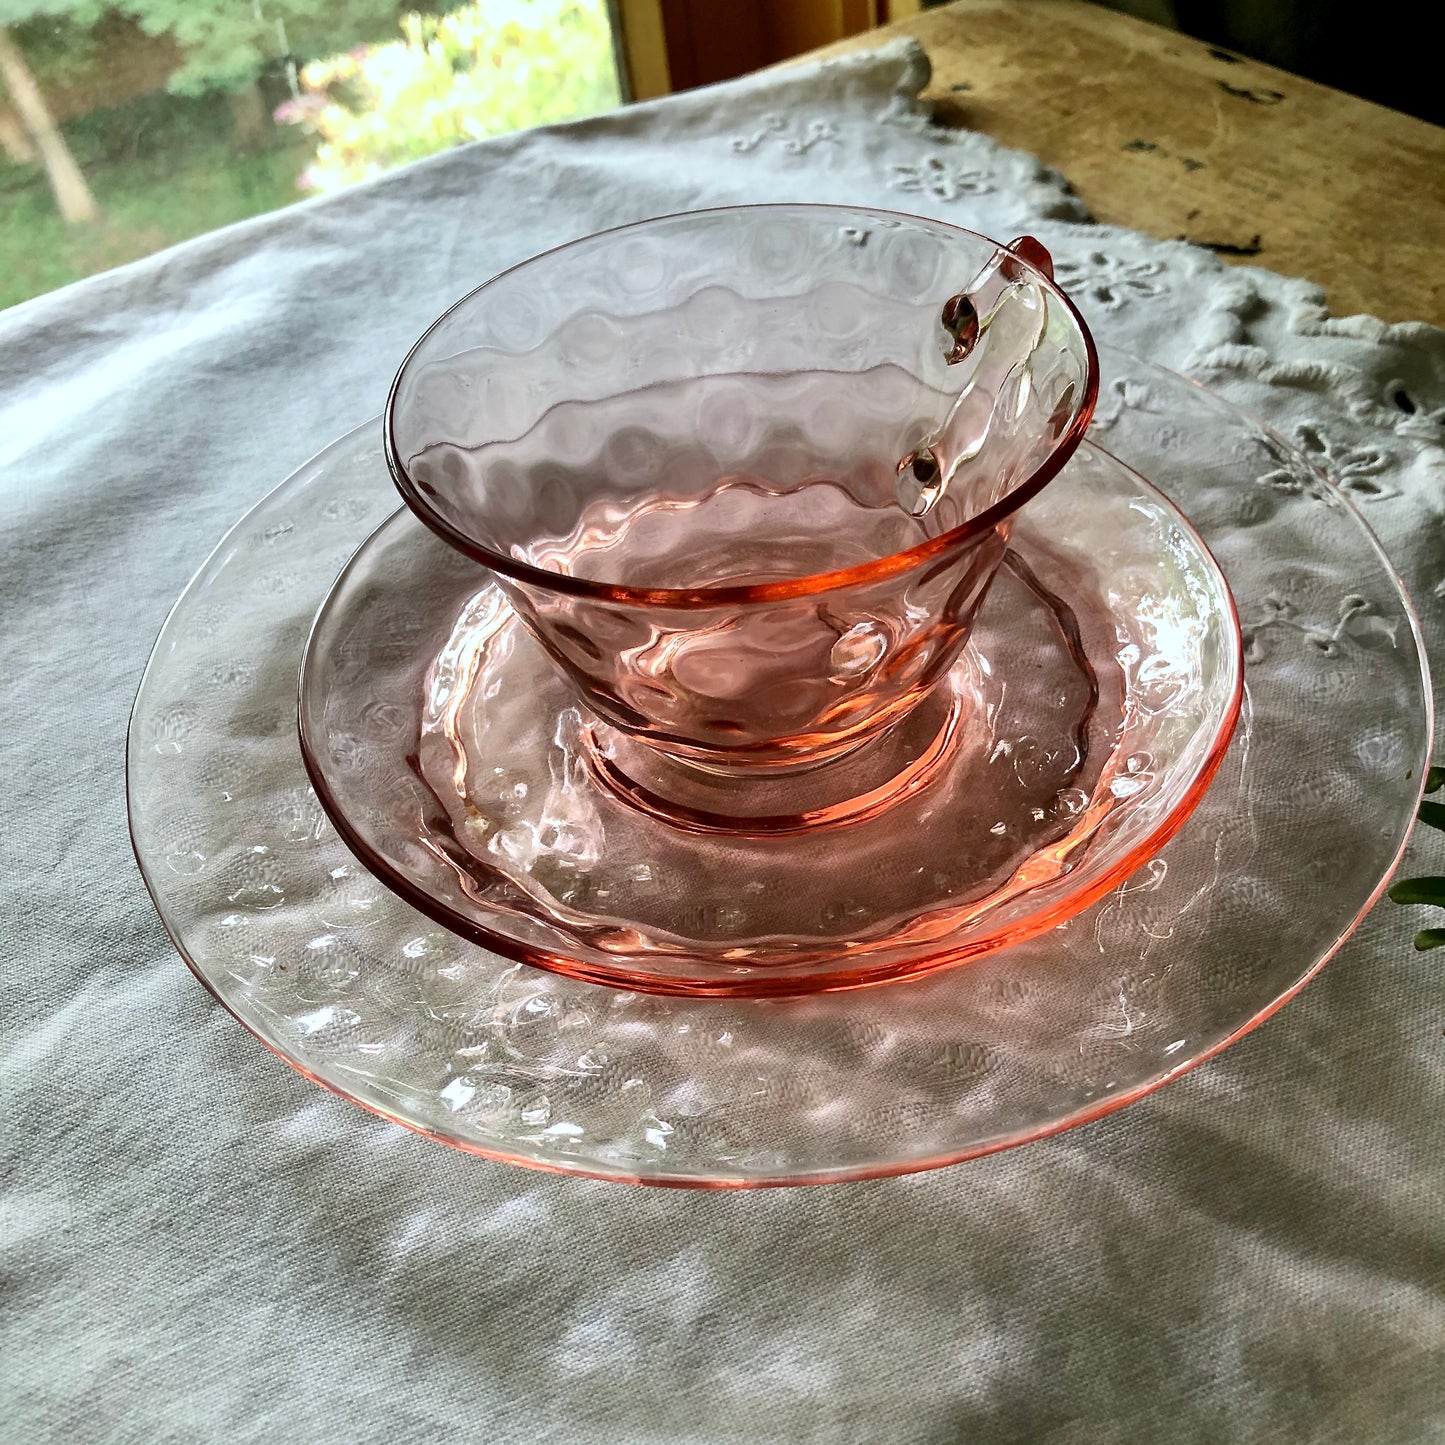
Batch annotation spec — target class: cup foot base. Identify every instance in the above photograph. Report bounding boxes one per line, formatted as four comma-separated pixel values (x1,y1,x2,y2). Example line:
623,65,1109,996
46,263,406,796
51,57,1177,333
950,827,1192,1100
580,683,969,836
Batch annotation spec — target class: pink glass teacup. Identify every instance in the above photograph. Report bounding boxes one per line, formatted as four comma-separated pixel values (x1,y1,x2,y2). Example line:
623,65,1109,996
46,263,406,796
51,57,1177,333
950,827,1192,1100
386,205,1098,779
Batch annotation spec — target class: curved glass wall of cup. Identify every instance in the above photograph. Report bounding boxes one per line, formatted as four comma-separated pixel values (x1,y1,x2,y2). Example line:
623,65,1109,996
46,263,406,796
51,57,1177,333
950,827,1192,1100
386,205,1099,773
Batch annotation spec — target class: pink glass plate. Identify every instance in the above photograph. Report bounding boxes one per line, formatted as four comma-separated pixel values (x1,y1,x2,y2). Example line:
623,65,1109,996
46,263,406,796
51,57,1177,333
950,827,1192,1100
297,441,1243,996
127,353,1432,1187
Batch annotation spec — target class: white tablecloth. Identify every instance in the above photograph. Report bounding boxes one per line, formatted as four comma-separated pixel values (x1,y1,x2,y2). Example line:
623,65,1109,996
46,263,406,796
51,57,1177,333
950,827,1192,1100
3,40,1443,1443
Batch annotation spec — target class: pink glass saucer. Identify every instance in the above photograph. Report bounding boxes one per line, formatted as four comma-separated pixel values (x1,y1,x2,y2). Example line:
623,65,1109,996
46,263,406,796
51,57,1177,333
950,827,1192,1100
297,440,1243,996
127,353,1432,1187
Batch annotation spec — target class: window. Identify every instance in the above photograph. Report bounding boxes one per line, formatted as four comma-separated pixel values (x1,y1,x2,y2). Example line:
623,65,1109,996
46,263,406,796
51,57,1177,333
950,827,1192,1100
1,0,906,310
0,1,624,310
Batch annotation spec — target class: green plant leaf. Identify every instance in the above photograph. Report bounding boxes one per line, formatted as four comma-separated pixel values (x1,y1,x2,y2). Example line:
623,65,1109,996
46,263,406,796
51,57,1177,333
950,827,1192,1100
1413,928,1445,951
1418,799,1445,831
1389,876,1445,907
1427,765,1445,794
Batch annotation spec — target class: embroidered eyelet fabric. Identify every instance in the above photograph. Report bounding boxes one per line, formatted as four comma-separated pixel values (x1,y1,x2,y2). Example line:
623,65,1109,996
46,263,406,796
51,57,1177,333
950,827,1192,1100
3,38,1442,1444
